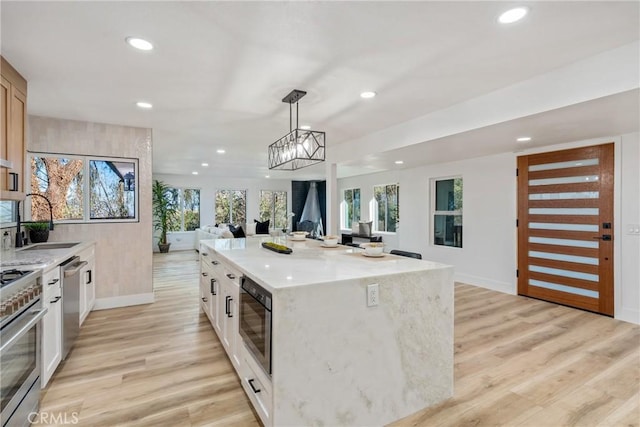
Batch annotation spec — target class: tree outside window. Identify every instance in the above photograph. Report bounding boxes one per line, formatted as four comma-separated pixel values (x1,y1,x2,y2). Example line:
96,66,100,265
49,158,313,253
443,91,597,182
259,190,287,229
373,184,399,232
166,188,200,232
432,177,462,248
215,190,246,225
30,154,138,222
342,188,361,229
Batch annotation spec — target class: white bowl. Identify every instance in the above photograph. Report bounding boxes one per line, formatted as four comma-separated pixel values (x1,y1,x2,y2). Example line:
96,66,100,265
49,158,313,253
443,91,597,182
290,231,308,241
322,235,339,246
360,242,384,256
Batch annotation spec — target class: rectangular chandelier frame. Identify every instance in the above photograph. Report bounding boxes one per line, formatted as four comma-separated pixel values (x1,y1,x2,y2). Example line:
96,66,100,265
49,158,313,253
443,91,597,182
268,89,326,171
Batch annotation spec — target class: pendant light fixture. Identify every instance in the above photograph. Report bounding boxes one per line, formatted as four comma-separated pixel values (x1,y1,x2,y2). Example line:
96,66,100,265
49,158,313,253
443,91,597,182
268,89,325,170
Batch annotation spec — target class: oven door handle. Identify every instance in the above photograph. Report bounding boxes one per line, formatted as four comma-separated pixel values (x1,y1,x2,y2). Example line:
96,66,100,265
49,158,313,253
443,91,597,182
0,308,48,353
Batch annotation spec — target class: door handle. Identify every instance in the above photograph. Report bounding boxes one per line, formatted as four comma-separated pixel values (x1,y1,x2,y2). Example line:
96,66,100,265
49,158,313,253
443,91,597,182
592,235,612,241
248,379,261,394
9,172,18,191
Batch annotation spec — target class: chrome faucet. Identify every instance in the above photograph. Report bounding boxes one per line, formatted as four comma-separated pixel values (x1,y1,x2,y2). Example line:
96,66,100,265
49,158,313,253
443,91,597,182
15,193,55,248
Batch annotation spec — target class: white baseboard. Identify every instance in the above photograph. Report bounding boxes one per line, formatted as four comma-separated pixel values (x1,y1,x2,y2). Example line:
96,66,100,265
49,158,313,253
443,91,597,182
454,273,515,295
93,293,155,310
615,307,640,325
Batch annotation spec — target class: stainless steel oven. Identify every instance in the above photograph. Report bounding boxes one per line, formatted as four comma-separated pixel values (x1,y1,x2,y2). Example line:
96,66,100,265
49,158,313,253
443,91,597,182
0,269,46,427
239,276,272,375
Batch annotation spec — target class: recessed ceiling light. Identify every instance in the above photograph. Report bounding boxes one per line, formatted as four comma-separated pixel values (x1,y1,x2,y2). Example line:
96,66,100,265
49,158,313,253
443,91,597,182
498,7,529,24
201,163,209,167
136,101,152,109
126,37,154,51
300,125,311,130
217,149,226,154
395,160,404,165
360,91,377,99
516,136,532,142
265,175,270,178
192,171,198,175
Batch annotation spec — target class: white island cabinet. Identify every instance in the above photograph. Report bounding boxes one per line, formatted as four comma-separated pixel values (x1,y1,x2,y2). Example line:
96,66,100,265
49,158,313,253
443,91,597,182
200,237,454,427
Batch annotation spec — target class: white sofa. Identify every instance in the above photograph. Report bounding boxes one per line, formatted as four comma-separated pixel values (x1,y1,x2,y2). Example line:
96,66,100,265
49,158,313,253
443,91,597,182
193,226,233,250
193,223,264,250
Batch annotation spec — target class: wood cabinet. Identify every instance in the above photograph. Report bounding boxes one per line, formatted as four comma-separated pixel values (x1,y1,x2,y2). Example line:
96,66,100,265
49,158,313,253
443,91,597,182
78,244,96,326
1,56,27,200
41,266,62,388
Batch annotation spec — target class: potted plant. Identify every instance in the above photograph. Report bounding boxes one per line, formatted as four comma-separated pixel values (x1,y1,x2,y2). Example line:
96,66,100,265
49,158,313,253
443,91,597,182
152,180,177,253
24,221,50,243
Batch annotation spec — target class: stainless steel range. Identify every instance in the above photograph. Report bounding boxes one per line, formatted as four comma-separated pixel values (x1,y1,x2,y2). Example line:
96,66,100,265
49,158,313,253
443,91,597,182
0,268,46,427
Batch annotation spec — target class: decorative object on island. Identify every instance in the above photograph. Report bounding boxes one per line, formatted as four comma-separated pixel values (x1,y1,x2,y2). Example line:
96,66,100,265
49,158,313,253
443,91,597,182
261,242,293,254
152,179,177,253
24,221,50,243
268,89,325,170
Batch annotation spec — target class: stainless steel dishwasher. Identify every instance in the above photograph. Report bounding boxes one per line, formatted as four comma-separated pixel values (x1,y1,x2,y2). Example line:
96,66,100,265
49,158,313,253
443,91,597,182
61,256,87,360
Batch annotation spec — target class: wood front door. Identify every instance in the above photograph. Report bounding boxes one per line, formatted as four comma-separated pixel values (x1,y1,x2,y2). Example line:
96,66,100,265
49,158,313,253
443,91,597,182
517,143,614,316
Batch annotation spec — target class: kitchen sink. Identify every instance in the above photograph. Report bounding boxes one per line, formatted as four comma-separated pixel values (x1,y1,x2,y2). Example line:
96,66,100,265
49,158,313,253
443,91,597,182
19,242,81,251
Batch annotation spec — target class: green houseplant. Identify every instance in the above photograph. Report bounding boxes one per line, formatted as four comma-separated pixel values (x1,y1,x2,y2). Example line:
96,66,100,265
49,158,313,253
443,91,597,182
24,221,50,244
152,180,177,253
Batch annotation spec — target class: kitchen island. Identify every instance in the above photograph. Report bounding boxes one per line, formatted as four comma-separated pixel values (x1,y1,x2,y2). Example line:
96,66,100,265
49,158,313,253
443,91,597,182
199,236,453,427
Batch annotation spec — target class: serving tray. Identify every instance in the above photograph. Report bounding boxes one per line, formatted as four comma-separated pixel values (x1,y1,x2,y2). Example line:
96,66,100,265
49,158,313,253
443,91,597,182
261,242,293,254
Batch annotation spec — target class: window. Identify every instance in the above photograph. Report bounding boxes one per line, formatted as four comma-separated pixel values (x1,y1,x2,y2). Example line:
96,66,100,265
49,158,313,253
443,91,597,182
259,190,287,229
432,177,463,248
341,188,361,229
373,184,399,232
215,190,246,225
167,188,200,232
0,201,16,224
30,154,138,222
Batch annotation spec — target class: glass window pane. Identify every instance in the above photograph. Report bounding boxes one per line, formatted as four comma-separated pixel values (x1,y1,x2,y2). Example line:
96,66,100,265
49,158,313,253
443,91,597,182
528,236,599,249
528,159,598,171
89,160,136,220
232,190,246,224
529,175,599,186
529,265,599,282
529,279,598,298
183,189,200,231
434,214,462,248
0,201,16,224
528,208,599,216
528,222,599,232
435,178,462,211
31,156,84,221
529,192,599,200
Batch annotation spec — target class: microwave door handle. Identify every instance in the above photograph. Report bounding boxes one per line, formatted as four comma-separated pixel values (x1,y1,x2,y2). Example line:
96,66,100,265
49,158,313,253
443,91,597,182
0,308,48,353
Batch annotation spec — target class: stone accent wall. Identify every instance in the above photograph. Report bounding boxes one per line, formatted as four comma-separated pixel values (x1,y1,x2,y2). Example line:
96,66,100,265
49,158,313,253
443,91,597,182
28,115,153,304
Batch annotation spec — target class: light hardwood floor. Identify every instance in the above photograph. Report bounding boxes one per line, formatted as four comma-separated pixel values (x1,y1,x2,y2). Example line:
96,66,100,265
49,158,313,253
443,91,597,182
37,250,639,426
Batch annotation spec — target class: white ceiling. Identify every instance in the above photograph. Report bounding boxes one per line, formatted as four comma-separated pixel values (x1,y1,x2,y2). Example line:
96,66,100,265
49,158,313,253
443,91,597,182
1,1,638,180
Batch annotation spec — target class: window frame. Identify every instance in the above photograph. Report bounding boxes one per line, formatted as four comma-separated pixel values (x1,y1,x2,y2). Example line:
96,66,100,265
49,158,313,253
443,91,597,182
340,188,361,230
259,190,287,229
372,183,399,233
167,187,201,232
28,152,139,224
430,175,463,249
215,189,247,225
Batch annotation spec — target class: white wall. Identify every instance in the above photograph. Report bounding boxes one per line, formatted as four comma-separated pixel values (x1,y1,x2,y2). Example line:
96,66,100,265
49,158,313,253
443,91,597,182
153,173,292,251
337,133,640,324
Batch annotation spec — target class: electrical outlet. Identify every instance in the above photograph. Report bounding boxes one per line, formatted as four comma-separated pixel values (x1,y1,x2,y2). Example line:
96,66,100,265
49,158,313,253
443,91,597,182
367,283,379,307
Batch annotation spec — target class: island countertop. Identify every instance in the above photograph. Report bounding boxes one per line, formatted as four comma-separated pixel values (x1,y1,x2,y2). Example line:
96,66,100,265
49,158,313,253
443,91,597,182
201,236,451,291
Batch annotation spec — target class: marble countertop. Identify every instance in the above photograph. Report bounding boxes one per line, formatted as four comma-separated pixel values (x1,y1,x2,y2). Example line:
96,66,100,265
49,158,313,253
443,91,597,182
201,236,451,291
1,241,95,272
